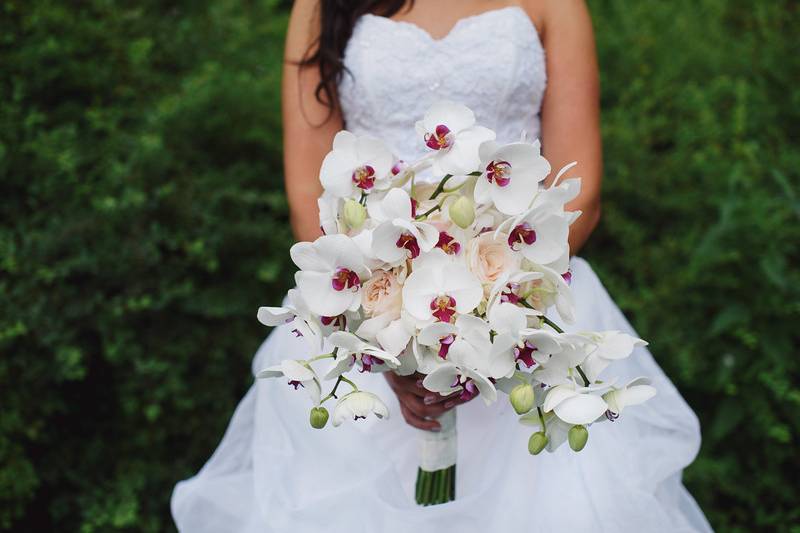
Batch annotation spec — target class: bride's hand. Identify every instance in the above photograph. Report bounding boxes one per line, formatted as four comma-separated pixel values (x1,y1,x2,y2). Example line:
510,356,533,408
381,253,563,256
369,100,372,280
383,372,469,431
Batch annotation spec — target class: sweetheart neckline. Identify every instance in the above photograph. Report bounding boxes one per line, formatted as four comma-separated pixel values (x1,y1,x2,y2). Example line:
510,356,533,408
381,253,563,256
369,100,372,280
360,5,538,44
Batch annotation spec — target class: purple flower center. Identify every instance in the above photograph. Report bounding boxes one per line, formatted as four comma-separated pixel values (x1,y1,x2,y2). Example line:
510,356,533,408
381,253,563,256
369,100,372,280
486,160,512,187
391,160,406,175
508,222,536,250
288,380,304,390
396,232,421,259
291,328,303,338
514,340,538,368
500,283,521,304
430,295,457,323
424,124,454,151
562,270,572,285
436,231,461,255
351,165,376,190
331,268,361,291
321,314,346,329
605,409,620,422
451,375,480,402
438,334,456,359
359,353,385,373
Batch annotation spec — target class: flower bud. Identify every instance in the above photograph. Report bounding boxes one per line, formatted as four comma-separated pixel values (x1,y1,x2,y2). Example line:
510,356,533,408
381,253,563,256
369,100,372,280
342,199,367,231
568,425,589,452
510,383,535,415
309,406,329,429
528,431,548,455
449,196,475,229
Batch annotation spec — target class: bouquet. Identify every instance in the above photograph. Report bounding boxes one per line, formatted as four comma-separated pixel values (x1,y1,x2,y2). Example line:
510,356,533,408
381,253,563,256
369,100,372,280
257,101,656,505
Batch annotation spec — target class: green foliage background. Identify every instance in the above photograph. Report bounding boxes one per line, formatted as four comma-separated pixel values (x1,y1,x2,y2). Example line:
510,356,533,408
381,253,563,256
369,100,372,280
0,0,797,530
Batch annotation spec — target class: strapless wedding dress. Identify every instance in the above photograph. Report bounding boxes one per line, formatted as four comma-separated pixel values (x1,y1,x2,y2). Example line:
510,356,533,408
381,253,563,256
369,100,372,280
172,7,712,532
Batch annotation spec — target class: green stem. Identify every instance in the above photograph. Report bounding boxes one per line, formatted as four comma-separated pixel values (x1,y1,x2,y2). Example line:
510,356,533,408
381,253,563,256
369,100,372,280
537,406,546,431
540,315,564,333
339,374,359,392
575,365,590,387
415,203,442,220
307,352,335,363
428,174,453,200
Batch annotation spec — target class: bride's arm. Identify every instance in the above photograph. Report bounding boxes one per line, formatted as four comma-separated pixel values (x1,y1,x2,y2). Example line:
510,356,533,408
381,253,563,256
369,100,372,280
282,0,343,243
535,0,603,255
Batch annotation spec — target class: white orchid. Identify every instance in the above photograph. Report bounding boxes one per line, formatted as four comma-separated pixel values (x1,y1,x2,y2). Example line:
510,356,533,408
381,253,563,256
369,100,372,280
603,377,657,420
401,251,483,324
517,264,576,323
416,100,495,175
580,331,648,382
257,288,322,352
256,359,321,405
423,362,497,405
319,131,393,199
475,140,550,215
507,208,572,273
332,391,389,426
324,331,401,379
291,234,370,317
542,381,615,425
369,188,439,264
416,314,492,373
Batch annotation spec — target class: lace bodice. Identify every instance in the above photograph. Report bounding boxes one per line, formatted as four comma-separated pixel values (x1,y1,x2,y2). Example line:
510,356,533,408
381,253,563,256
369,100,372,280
338,6,546,181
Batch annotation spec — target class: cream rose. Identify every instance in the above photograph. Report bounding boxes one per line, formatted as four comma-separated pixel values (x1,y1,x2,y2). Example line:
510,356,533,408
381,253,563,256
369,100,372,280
466,232,521,291
361,268,405,318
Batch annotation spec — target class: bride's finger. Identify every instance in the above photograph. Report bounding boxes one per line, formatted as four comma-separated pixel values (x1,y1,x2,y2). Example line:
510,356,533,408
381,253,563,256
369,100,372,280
399,403,441,432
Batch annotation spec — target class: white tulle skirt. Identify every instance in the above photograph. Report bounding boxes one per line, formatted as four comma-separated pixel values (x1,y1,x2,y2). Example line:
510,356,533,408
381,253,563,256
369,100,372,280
171,257,712,532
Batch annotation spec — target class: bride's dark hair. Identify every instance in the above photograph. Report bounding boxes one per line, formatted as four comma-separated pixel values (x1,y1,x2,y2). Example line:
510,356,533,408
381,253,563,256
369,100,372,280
299,0,413,113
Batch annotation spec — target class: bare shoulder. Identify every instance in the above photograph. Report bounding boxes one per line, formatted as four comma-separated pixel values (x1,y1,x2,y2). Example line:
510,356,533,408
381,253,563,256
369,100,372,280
285,0,321,62
520,0,593,40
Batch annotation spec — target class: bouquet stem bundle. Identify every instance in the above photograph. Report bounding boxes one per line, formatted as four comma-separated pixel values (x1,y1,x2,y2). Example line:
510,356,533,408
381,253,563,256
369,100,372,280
415,465,455,505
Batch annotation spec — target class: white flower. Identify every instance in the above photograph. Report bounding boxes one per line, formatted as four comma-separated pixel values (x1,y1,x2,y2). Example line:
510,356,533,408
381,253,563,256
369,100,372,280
518,265,575,323
257,288,322,352
401,251,483,324
416,314,492,374
291,234,370,317
542,381,613,425
422,362,497,405
256,359,321,405
324,331,400,379
370,188,440,265
318,194,342,235
416,101,495,175
475,141,550,215
332,391,389,426
319,131,393,198
603,377,656,418
507,208,572,273
580,331,648,382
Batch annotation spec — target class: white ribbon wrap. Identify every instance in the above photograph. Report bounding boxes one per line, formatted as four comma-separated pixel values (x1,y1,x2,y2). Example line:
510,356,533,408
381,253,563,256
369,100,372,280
418,408,457,472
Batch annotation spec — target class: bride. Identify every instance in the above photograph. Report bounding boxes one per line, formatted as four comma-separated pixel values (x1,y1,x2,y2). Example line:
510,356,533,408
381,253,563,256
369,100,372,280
172,1,712,531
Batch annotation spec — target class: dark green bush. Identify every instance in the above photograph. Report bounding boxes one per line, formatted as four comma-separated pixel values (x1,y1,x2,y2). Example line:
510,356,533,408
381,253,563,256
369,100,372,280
0,0,797,531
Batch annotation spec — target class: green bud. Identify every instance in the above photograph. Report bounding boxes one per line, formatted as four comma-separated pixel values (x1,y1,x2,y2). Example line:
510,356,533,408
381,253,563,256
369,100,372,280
449,196,475,229
309,406,329,429
510,383,535,415
568,425,589,452
342,199,367,231
528,431,548,455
